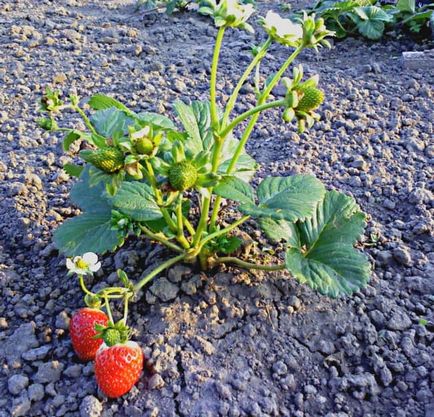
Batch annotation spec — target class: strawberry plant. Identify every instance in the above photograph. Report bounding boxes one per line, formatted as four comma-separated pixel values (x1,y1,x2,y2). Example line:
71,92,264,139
305,0,433,40
40,4,373,395
40,1,372,300
40,2,373,396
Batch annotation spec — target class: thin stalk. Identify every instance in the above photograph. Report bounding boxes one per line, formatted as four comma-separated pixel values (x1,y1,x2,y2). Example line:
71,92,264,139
210,27,226,128
122,295,130,325
78,275,93,296
196,215,250,254
183,217,196,237
222,37,272,127
219,99,285,138
209,196,222,231
134,254,186,292
176,195,190,249
144,160,177,233
214,256,286,271
103,295,114,323
73,105,97,136
192,197,211,246
139,224,184,253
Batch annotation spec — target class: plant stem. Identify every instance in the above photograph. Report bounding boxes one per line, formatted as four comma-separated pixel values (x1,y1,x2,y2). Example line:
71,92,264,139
196,215,250,254
176,195,190,249
183,217,196,237
139,224,184,253
134,254,186,292
208,46,305,230
210,27,226,129
73,105,97,136
221,37,272,127
192,196,211,246
103,295,114,323
144,160,178,233
220,99,286,138
122,295,130,325
214,256,286,271
227,45,304,175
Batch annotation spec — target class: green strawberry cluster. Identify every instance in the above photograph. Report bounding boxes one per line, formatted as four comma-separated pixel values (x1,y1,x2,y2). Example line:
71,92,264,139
81,147,125,174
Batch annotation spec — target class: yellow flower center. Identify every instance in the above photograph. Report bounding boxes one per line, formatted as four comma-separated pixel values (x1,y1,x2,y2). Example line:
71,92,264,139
76,259,88,269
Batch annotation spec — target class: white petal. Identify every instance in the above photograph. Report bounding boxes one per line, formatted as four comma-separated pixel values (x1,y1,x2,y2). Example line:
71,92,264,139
89,262,101,272
66,259,74,270
83,252,98,265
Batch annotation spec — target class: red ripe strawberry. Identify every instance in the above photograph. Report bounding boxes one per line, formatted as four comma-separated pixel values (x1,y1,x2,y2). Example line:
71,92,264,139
70,308,108,361
95,341,143,398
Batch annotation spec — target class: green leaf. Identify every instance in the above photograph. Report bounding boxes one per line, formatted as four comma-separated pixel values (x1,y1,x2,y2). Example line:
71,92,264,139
258,217,300,247
90,108,134,138
173,100,209,154
63,163,83,178
110,182,162,222
136,112,176,130
70,167,112,213
213,177,255,205
54,212,121,256
285,190,371,298
88,94,135,117
174,100,257,181
396,0,415,13
53,166,119,255
218,135,258,182
240,175,325,222
355,18,385,39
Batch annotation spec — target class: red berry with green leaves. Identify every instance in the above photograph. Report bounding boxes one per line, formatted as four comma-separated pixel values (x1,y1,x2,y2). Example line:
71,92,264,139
69,308,108,361
95,341,144,398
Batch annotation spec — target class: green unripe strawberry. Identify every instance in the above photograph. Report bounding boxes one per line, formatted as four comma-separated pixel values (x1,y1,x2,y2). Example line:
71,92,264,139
297,87,324,113
168,161,198,191
87,148,124,173
136,137,154,155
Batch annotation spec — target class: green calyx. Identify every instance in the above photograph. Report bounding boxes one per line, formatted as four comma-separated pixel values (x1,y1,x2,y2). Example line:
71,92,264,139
168,161,198,191
296,87,324,113
84,293,102,309
83,147,125,173
94,321,130,347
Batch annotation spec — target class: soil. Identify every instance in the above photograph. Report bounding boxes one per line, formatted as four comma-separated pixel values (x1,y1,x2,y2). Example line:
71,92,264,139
0,1,433,417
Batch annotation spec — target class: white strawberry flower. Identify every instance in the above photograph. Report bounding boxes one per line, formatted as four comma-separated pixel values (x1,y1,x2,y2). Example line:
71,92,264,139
66,252,101,276
261,11,303,46
199,0,255,33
